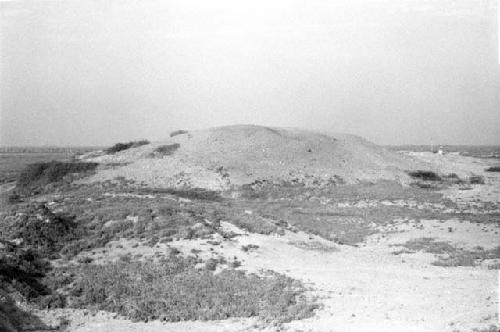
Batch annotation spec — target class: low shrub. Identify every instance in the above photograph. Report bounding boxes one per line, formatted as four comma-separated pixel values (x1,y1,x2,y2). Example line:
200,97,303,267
17,161,98,189
66,257,317,323
407,170,441,181
170,130,189,137
485,166,500,172
105,140,150,154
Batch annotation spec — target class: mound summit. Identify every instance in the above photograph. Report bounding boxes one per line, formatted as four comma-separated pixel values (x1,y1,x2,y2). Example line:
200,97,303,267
85,125,428,190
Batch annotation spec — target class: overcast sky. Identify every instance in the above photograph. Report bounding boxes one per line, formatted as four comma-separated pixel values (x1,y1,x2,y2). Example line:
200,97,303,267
1,0,499,146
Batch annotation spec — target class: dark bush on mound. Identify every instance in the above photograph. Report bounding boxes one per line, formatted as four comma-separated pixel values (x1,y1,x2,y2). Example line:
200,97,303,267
105,140,150,154
407,170,441,181
17,161,98,189
485,166,500,172
170,130,188,137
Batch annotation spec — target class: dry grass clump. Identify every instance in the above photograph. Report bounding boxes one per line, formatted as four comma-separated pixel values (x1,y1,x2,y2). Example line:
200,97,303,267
66,257,318,323
105,140,150,154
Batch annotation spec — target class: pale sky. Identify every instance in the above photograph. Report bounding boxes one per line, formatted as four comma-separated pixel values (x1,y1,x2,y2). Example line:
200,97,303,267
1,0,499,146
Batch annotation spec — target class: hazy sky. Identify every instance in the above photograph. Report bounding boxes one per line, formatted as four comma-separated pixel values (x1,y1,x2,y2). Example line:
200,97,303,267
1,0,499,146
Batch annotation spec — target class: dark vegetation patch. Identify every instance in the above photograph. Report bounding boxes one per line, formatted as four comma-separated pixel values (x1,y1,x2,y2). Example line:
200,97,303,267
101,162,130,169
0,152,74,186
468,175,485,184
134,186,222,201
485,166,500,172
396,237,500,267
148,143,180,158
64,257,317,323
407,170,441,181
105,140,150,154
241,244,259,252
289,241,338,252
407,171,477,189
16,161,98,192
170,130,189,137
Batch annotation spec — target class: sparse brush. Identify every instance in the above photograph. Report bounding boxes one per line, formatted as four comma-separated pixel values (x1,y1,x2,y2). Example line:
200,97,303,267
407,170,441,181
485,166,500,172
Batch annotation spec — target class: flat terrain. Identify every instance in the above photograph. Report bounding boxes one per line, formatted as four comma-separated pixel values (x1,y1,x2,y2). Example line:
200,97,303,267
1,127,499,332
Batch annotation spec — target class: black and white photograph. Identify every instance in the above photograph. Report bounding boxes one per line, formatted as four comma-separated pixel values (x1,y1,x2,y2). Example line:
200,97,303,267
1,1,499,331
